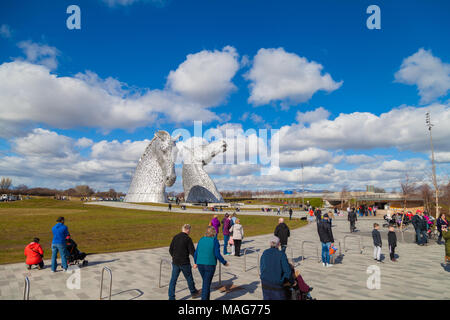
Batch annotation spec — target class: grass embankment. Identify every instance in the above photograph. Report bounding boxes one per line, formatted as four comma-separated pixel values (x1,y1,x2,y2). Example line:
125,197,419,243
0,198,307,264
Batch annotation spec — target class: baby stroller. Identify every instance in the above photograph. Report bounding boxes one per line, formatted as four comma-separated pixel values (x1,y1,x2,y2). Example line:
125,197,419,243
66,236,88,267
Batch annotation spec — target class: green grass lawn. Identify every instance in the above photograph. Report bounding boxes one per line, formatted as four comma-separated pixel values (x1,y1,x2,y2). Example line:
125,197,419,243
0,198,307,264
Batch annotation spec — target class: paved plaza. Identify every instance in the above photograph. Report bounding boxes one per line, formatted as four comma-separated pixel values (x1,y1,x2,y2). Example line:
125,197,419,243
1,206,449,300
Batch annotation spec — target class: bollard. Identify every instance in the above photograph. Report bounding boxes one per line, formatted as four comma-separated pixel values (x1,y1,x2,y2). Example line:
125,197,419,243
23,276,30,300
99,266,112,300
158,258,172,288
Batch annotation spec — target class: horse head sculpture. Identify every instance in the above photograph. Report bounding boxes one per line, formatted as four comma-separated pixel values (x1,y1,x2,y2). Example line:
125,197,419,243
181,140,227,203
125,130,181,203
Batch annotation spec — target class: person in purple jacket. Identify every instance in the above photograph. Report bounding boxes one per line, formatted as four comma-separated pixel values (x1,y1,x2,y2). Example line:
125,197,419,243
222,213,232,255
210,215,220,237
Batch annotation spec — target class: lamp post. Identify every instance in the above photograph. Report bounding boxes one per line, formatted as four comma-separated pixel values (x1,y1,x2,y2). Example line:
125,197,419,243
300,162,304,208
426,112,439,218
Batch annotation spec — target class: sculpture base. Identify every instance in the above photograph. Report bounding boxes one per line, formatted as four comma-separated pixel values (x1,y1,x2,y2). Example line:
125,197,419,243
124,193,167,203
185,185,224,203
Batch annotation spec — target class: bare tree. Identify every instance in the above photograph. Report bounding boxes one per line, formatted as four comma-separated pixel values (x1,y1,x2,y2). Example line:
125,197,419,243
419,183,433,213
0,177,12,193
74,185,95,197
400,175,417,228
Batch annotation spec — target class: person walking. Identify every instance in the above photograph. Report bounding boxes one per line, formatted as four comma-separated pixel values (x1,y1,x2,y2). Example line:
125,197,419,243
274,218,290,253
210,215,220,237
317,213,334,267
229,218,244,256
277,207,280,216
436,213,449,245
289,208,293,221
412,210,428,246
348,208,357,232
259,236,293,300
222,213,232,255
168,224,200,300
193,226,229,300
168,203,172,211
51,216,70,272
372,223,383,263
387,224,397,262
24,238,44,270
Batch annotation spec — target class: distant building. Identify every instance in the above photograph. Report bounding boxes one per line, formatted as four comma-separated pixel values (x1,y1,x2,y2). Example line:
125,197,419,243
366,185,375,193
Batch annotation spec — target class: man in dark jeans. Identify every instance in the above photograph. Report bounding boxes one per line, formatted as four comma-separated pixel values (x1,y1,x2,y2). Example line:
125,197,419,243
348,208,357,232
412,211,428,246
168,224,200,300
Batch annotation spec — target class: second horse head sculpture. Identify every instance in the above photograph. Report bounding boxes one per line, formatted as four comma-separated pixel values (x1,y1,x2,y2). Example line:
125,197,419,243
181,139,227,203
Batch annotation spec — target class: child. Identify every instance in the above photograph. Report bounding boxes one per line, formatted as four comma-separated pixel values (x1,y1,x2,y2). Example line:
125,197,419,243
24,237,44,270
387,225,397,262
372,223,383,263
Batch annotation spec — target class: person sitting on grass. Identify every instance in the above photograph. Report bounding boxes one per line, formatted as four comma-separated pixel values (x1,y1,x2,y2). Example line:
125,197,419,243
24,238,44,270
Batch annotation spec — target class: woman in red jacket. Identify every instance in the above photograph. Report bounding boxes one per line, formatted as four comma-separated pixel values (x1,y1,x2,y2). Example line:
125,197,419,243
24,238,44,270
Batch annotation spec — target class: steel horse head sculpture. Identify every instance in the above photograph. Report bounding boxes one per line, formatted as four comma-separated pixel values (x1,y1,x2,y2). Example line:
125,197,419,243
182,139,227,203
125,131,181,203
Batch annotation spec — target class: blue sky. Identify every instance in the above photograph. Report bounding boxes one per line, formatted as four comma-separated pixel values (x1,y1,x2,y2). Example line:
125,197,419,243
0,0,449,192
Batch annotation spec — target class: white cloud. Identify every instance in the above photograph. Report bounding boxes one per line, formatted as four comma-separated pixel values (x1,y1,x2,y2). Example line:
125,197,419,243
75,138,94,148
395,48,450,103
0,44,243,137
277,103,450,152
12,128,75,158
245,48,342,106
344,154,377,165
0,24,12,38
435,152,450,163
91,139,151,161
296,107,331,124
17,41,60,70
277,148,334,168
166,46,240,106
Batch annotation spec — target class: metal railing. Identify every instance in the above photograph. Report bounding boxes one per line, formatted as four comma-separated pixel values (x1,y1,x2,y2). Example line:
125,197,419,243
243,248,259,272
23,276,30,300
300,240,320,263
158,258,172,288
99,266,112,300
343,235,363,254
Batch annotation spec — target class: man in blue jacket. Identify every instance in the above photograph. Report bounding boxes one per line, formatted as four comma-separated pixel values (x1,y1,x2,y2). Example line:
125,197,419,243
51,216,70,272
260,236,293,300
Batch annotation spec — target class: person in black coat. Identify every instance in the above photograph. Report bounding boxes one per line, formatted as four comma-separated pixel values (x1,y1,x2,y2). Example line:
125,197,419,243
274,218,290,253
317,214,334,267
412,211,428,245
289,208,293,220
372,223,382,262
387,225,397,262
168,224,200,300
348,209,357,232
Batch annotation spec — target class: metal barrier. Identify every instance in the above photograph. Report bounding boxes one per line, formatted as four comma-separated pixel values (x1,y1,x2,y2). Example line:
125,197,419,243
158,258,172,288
300,240,320,263
343,235,363,254
218,262,222,286
23,276,30,300
243,248,259,272
99,266,112,300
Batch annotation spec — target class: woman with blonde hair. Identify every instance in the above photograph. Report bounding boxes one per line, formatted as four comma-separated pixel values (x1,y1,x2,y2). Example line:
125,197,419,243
229,218,244,256
194,226,229,300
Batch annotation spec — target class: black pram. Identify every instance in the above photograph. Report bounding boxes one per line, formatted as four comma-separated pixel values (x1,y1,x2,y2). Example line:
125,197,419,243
66,237,88,266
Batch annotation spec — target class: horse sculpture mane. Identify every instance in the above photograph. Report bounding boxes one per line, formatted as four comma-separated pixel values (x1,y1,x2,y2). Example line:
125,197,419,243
125,130,179,203
182,140,227,203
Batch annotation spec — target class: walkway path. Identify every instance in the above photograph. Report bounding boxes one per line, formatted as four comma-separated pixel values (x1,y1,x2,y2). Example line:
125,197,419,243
1,215,448,300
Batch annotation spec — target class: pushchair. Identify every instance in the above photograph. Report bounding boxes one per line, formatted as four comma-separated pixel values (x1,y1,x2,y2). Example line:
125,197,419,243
66,236,88,267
